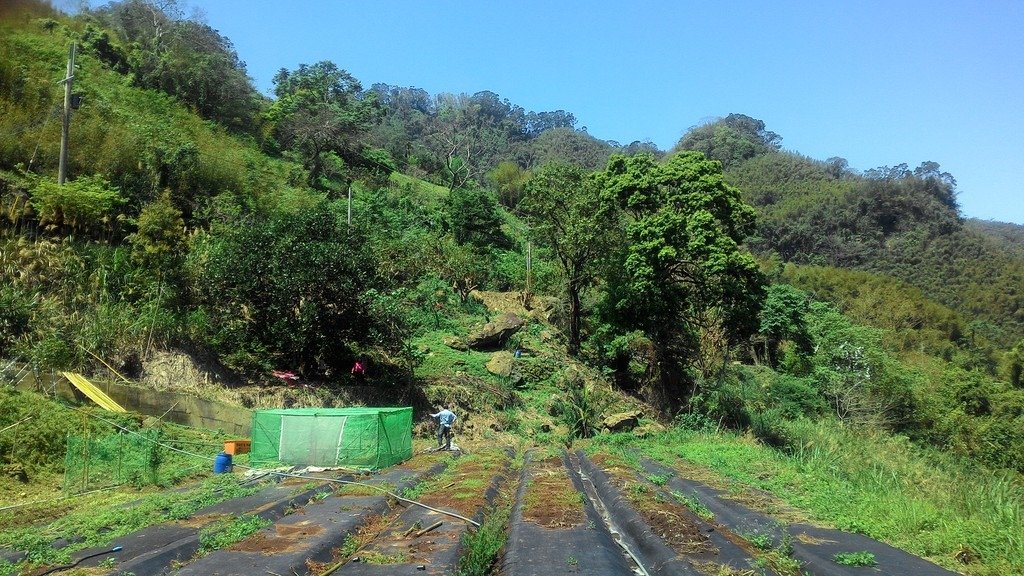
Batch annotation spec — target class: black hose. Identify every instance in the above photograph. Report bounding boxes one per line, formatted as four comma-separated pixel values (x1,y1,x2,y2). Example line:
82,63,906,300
36,545,122,575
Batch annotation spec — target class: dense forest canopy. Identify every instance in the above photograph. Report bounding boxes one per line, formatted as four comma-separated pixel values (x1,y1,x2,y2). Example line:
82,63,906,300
1,0,1023,478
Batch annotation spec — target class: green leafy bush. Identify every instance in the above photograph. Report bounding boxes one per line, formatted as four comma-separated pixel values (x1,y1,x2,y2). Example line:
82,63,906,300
0,285,33,356
766,375,829,419
29,175,125,234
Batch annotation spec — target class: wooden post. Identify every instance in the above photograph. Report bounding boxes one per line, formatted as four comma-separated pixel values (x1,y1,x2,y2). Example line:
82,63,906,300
58,42,76,185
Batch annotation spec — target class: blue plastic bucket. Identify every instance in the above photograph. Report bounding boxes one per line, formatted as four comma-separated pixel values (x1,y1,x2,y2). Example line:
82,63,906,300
213,452,233,474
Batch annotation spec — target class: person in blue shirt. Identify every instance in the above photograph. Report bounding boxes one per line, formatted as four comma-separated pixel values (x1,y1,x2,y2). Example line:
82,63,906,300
429,405,457,450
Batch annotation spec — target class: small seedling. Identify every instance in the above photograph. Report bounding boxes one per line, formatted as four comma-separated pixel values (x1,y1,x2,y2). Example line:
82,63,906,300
629,482,649,497
744,532,773,550
834,551,877,567
647,473,669,486
672,490,714,520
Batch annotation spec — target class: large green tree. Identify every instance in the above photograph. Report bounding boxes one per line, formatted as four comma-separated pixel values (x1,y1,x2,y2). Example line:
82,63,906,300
267,61,381,191
198,200,400,375
521,162,617,355
598,151,766,395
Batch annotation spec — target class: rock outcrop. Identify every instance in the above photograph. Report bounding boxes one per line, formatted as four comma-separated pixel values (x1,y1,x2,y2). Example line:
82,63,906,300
467,313,525,350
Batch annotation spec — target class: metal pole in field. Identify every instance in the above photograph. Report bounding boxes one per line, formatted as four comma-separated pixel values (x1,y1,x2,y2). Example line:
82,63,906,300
58,42,76,185
347,184,352,226
526,240,532,300
117,431,123,485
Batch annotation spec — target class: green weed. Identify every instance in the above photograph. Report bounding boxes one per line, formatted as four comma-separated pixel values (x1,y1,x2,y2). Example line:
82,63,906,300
647,473,669,486
457,501,511,576
833,551,877,567
672,490,714,521
339,533,360,559
744,532,773,550
198,514,270,553
628,482,649,497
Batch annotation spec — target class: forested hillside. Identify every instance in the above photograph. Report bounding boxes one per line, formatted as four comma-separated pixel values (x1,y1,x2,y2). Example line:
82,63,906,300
2,0,1024,485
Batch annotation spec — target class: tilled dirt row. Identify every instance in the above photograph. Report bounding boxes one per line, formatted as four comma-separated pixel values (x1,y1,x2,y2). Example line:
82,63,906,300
502,451,775,576
577,452,769,575
16,454,445,576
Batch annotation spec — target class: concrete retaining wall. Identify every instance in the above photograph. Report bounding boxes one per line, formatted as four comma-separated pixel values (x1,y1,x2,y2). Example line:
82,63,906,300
4,365,250,436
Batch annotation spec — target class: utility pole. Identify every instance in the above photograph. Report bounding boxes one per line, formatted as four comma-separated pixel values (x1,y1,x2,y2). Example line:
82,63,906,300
347,184,352,226
58,42,76,185
523,239,533,308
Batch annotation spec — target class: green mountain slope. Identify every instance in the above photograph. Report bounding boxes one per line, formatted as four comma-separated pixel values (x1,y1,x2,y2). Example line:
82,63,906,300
714,146,1024,347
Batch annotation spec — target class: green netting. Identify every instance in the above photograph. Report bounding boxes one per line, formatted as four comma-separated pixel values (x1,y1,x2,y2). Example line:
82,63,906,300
63,430,164,493
250,407,412,470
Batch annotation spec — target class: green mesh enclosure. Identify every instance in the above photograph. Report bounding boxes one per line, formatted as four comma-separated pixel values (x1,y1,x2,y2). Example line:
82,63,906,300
250,407,412,470
63,430,189,493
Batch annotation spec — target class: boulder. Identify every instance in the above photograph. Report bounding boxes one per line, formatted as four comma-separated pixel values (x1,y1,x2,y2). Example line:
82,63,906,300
602,409,643,432
632,422,666,438
443,336,468,351
466,313,525,350
486,351,515,377
527,295,563,324
1,463,28,483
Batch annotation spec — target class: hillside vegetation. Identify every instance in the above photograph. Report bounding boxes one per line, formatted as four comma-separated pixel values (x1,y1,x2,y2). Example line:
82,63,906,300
1,2,1024,573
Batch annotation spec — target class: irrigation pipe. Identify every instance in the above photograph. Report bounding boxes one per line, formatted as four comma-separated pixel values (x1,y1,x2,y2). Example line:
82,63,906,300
79,409,481,528
36,545,122,575
156,399,180,422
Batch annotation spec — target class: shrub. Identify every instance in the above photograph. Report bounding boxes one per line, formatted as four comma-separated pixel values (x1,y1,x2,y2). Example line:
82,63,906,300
672,411,718,433
553,375,606,440
29,175,125,235
767,375,828,419
749,408,792,449
686,373,751,430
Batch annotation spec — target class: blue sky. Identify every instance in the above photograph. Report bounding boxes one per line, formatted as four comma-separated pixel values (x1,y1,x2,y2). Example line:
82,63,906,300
77,1,1024,224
